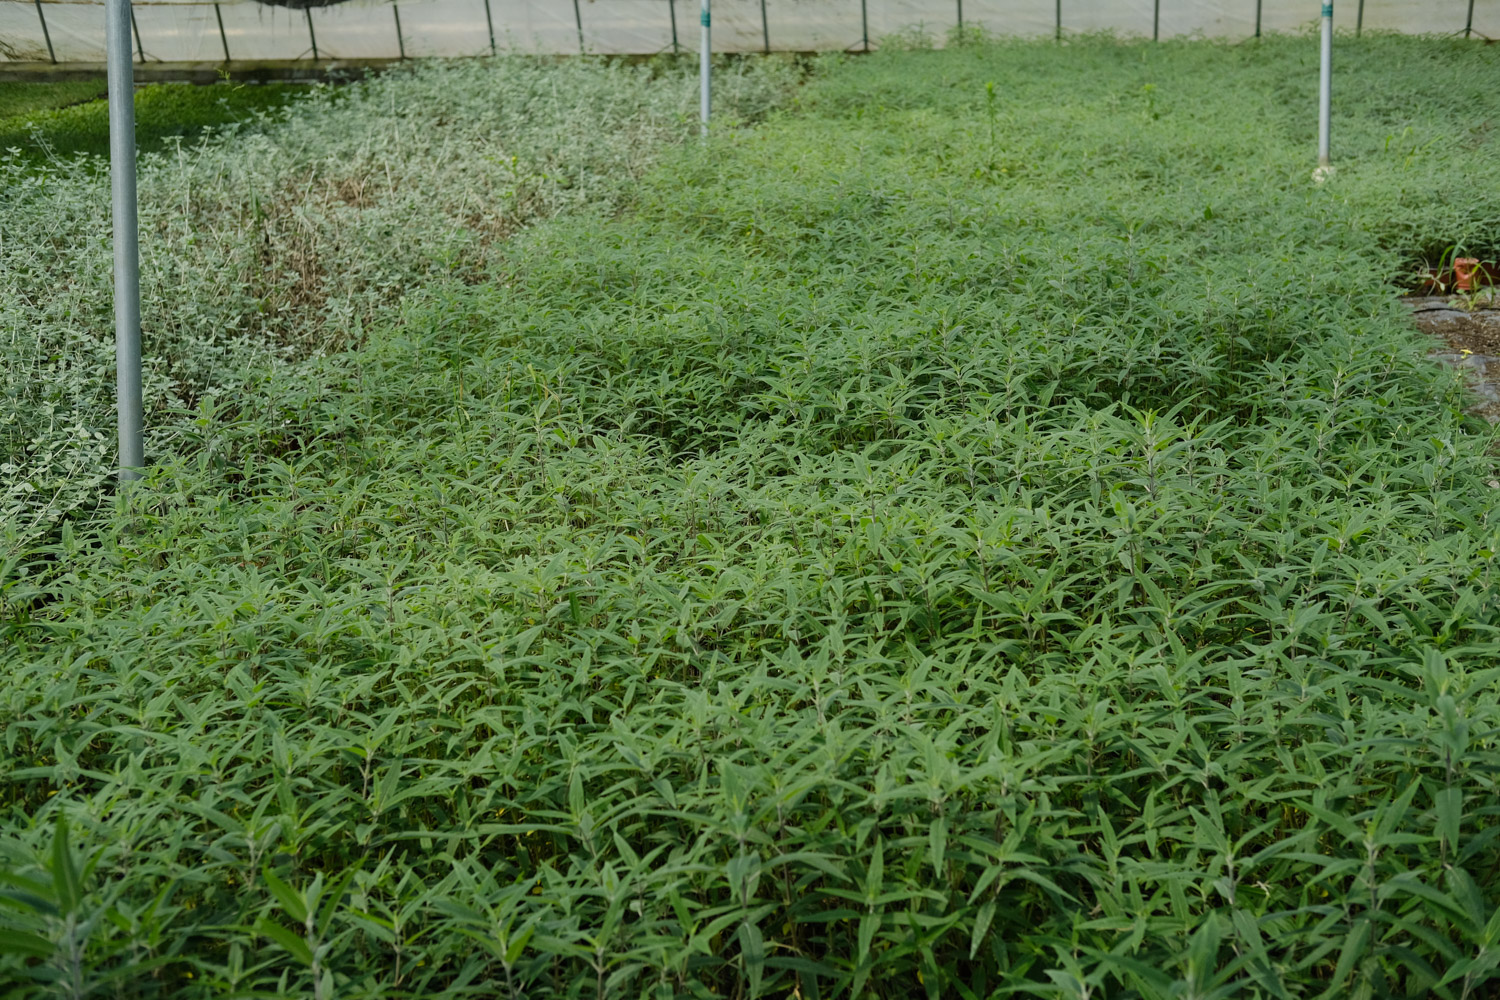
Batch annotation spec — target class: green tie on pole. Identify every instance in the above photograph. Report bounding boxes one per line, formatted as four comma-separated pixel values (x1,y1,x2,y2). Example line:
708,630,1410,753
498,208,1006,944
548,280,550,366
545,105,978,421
107,0,143,481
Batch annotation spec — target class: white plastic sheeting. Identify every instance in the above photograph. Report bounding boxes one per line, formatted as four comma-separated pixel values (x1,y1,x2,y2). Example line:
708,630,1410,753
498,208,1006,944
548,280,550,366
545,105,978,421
1,0,1491,65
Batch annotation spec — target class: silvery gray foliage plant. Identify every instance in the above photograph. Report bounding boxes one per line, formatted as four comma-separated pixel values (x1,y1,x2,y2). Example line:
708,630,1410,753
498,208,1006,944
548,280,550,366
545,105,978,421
0,55,799,541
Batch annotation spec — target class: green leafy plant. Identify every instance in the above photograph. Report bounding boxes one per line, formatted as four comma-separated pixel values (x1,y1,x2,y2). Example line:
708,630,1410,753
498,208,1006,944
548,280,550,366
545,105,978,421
0,817,179,997
3,32,1500,1000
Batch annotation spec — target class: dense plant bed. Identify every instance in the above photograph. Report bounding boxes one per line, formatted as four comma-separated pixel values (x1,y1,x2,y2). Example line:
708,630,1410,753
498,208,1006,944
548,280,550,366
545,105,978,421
4,34,1500,1000
0,55,800,536
0,80,304,168
0,80,108,120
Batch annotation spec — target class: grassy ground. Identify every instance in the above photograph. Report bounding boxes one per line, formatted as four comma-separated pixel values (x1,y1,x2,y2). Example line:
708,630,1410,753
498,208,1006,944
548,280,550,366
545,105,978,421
0,80,302,166
3,36,1500,1000
0,80,108,118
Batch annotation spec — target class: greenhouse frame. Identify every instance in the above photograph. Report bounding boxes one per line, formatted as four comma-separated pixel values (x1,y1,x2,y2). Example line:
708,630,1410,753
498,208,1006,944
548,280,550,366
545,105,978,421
2,0,1491,68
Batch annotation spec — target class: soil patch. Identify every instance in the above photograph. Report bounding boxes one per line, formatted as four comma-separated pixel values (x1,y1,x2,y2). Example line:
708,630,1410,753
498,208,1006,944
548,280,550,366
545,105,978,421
1408,293,1500,423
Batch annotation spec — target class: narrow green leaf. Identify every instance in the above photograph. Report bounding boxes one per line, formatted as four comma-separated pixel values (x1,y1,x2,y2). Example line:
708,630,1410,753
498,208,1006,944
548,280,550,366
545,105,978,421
969,900,995,961
0,928,54,957
50,816,81,915
261,869,309,926
256,918,314,966
738,920,765,997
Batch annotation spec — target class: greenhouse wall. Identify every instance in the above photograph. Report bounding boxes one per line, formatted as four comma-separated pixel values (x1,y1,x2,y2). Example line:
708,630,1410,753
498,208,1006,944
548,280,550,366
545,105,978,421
0,0,1492,66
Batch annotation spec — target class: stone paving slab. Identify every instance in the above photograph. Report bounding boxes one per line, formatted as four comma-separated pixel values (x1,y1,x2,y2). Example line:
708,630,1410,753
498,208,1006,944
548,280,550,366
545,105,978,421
1406,292,1500,423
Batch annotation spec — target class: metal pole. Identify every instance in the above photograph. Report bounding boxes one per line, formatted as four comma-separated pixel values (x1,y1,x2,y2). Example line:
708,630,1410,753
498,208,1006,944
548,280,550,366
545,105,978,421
1318,1,1332,168
1466,0,1474,38
699,0,710,135
1055,0,1061,41
1153,0,1159,41
1355,0,1363,36
861,0,869,51
669,0,679,55
130,6,145,62
760,0,769,52
1254,0,1261,38
573,0,584,54
107,0,142,482
305,8,318,60
34,0,56,64
393,4,405,58
482,0,495,55
957,0,963,29
214,3,230,62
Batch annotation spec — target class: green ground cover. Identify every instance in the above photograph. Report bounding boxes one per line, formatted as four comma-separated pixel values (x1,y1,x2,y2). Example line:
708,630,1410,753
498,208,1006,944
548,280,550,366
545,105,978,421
3,35,1500,999
0,81,107,119
0,80,302,168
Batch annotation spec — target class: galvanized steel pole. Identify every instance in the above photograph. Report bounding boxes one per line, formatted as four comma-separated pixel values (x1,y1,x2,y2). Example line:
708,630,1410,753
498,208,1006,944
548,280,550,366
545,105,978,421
214,3,230,61
700,0,710,135
1318,1,1332,168
107,0,143,481
34,0,57,63
130,6,145,61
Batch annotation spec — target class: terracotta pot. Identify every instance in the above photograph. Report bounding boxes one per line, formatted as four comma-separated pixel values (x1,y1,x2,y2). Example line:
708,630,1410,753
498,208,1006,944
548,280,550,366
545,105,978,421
1454,257,1480,292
